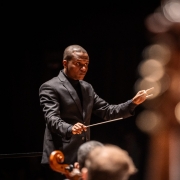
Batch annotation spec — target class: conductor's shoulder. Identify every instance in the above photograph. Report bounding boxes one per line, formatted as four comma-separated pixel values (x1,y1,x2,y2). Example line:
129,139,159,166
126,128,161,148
39,76,59,90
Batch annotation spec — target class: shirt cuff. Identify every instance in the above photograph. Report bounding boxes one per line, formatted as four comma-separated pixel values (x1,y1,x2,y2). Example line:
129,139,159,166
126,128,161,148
66,125,73,139
129,100,138,114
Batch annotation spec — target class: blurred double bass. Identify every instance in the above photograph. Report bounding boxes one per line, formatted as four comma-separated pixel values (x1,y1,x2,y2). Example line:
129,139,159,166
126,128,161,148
49,150,82,180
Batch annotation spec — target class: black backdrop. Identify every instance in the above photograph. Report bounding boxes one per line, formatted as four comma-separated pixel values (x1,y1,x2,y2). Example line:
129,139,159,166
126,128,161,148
3,1,160,179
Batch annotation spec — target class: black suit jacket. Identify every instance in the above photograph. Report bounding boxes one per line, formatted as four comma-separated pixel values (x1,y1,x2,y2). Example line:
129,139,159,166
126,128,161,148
39,70,135,164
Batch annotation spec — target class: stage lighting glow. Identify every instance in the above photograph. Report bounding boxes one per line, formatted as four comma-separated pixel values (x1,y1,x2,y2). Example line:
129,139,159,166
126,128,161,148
142,44,171,65
138,59,164,82
159,73,171,94
163,1,180,22
136,110,162,134
145,12,171,33
175,102,180,123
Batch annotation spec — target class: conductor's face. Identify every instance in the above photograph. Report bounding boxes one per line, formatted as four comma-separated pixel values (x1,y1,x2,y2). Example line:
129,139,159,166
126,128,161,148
63,52,89,80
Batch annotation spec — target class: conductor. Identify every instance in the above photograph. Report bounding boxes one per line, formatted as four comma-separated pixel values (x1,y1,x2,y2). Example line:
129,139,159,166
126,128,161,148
39,44,153,180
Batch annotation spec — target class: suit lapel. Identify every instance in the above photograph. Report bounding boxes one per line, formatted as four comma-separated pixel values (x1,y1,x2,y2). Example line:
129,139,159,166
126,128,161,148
58,71,83,116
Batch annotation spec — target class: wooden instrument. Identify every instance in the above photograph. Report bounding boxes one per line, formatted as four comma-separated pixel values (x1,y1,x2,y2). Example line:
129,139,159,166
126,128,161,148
49,150,82,180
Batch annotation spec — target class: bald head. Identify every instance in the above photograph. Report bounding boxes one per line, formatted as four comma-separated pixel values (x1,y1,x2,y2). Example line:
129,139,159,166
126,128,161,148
84,144,137,180
63,45,89,61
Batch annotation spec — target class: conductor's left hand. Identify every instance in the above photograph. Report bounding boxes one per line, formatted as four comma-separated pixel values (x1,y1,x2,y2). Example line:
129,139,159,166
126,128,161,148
72,122,87,135
132,87,154,105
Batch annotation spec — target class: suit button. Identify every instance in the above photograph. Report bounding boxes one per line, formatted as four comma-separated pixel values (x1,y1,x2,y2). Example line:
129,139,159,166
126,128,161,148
82,137,85,140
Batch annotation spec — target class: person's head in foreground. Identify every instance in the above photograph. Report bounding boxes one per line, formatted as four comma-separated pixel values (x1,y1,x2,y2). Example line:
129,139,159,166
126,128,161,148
75,140,104,171
81,144,137,180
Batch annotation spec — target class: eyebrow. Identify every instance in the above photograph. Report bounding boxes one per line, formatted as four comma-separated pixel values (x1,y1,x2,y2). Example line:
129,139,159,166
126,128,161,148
74,59,89,62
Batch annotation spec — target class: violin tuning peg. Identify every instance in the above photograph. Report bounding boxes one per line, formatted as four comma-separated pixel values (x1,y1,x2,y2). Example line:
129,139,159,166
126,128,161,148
65,164,74,172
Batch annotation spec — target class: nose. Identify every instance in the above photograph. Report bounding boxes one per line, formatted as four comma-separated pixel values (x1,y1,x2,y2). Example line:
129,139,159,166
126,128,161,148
81,66,87,71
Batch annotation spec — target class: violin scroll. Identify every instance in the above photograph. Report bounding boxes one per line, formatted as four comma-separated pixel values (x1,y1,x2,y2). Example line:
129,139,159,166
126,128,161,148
49,150,81,180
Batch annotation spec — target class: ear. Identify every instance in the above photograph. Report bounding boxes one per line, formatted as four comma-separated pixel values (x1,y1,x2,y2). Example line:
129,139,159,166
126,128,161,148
74,162,80,169
63,60,67,68
81,167,88,180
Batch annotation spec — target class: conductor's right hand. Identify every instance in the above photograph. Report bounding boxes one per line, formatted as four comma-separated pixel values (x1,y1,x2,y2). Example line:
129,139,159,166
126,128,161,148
72,123,87,134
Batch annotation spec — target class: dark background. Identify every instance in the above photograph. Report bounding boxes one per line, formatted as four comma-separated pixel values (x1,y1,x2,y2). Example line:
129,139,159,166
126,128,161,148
2,1,161,179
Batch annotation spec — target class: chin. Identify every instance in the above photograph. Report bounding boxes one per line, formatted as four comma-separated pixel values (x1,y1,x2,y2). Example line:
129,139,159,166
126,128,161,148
78,76,85,80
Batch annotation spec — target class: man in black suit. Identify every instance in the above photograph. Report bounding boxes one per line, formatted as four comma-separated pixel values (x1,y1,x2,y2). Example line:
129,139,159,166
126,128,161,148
39,44,152,179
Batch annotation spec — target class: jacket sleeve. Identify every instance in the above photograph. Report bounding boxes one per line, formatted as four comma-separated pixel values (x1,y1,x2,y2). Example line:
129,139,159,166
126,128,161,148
92,91,137,121
39,83,73,139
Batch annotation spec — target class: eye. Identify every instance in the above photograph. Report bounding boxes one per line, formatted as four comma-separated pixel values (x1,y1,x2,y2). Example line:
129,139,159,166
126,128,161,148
76,62,80,66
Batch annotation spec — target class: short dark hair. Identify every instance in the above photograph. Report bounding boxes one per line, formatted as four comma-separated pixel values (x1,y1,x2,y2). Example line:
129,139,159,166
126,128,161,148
77,141,104,170
63,45,88,61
